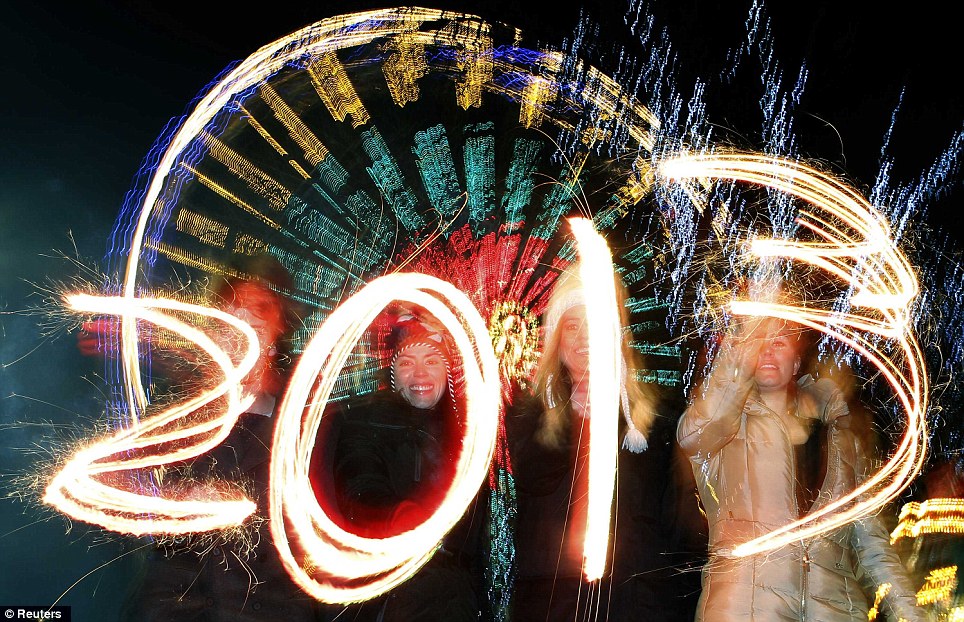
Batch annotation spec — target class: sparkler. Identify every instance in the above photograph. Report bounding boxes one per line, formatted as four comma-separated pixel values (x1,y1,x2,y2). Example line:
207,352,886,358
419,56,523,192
659,152,928,557
44,219,617,598
43,294,261,535
268,272,500,603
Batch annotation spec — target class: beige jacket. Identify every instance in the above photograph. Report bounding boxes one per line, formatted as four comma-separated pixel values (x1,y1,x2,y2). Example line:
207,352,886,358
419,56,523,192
677,345,924,622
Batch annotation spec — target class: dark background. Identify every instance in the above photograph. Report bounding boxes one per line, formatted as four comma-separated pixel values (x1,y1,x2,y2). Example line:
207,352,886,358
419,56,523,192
2,1,960,618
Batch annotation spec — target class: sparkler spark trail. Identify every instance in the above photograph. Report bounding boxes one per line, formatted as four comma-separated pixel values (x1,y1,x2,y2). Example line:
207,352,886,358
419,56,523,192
268,273,500,603
659,152,928,556
43,294,260,535
567,218,622,582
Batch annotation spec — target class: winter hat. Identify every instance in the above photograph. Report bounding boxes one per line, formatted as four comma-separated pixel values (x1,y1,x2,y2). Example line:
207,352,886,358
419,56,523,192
386,311,458,411
543,269,587,344
543,269,648,453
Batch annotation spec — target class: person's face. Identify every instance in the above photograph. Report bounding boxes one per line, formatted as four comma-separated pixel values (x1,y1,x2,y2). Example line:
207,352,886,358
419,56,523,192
754,328,802,394
558,305,589,379
392,343,448,409
222,281,286,355
220,281,287,395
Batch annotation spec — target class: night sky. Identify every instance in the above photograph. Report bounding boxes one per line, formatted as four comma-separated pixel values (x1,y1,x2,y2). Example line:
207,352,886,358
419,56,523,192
2,1,961,618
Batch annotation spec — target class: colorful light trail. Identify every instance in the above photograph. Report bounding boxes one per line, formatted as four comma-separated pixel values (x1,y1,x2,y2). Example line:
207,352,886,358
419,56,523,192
268,272,501,603
568,218,622,581
35,3,941,610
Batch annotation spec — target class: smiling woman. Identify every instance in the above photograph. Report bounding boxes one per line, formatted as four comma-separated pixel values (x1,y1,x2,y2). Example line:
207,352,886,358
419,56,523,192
505,260,701,621
677,314,926,622
309,304,486,621
390,315,455,411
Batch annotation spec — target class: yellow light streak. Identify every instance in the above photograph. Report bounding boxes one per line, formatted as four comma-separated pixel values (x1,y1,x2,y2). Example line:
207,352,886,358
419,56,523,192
451,31,492,110
181,164,284,230
891,498,964,542
43,294,260,535
175,207,229,248
308,51,371,128
519,76,556,129
383,31,428,107
568,217,621,582
239,103,289,156
258,83,330,168
268,273,500,603
488,300,540,385
146,240,232,278
659,153,928,557
868,582,892,621
916,566,957,606
202,132,292,211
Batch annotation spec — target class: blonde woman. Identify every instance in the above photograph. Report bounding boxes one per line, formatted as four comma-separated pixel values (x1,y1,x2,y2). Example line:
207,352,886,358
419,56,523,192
507,268,697,621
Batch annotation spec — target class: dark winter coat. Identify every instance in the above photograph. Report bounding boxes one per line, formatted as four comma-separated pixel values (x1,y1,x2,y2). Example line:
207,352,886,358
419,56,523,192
506,392,701,621
121,411,322,622
311,390,485,622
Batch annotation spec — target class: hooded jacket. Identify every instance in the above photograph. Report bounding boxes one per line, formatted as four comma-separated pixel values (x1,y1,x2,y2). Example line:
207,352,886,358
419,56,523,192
677,344,924,622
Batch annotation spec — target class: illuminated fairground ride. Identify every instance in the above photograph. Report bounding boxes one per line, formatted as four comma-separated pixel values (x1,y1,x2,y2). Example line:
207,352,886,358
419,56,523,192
44,5,930,616
889,464,964,619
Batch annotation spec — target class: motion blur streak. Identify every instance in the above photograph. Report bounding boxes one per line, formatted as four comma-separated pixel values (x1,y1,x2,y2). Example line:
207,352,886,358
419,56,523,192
43,294,260,534
568,218,622,581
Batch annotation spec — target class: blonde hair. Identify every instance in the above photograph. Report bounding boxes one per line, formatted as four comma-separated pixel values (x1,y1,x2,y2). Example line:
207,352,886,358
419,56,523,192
533,270,657,449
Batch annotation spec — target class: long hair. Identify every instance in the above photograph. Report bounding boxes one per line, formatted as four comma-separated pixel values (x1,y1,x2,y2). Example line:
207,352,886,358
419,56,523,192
532,270,657,449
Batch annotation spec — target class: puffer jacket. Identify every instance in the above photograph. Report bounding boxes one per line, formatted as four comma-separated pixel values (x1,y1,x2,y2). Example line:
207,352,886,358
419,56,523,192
677,344,925,622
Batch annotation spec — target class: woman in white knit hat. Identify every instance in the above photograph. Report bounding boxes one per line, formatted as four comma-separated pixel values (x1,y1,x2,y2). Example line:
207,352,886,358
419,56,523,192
507,266,698,621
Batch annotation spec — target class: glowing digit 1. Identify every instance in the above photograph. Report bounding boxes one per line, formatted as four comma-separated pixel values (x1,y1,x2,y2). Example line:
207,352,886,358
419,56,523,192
567,217,622,581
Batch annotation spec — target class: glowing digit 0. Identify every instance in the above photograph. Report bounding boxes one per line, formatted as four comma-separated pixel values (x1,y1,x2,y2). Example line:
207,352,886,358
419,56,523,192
268,272,501,603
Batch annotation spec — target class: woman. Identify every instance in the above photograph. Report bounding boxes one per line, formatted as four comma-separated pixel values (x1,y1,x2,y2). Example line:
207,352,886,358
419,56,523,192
677,318,924,621
119,254,321,622
508,268,698,621
313,308,485,621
